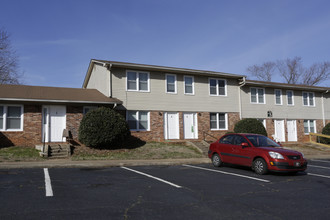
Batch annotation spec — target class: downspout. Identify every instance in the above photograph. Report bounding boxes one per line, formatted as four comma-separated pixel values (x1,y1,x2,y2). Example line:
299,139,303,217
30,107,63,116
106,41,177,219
322,90,329,127
238,77,246,120
104,63,113,98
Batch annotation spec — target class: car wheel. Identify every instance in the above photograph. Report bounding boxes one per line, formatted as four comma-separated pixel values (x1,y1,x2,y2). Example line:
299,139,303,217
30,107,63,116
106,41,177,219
212,153,222,167
253,158,268,175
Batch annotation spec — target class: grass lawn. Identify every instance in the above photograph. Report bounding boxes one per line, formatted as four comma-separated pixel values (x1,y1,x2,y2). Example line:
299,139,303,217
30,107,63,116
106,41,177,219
0,146,44,162
72,142,204,160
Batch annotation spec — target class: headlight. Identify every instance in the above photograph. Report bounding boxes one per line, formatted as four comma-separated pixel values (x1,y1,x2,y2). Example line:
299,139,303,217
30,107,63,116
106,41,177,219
269,151,284,159
301,152,305,159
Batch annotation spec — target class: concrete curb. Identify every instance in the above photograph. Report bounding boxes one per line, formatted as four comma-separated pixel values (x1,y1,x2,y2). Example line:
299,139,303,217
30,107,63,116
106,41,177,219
0,158,211,169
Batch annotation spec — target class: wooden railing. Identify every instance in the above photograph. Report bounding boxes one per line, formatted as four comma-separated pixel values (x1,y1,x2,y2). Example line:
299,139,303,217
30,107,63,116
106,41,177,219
309,133,330,148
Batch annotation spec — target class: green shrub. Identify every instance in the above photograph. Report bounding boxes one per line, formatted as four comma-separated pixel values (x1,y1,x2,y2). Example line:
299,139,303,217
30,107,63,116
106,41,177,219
321,123,330,144
234,118,267,136
78,107,131,148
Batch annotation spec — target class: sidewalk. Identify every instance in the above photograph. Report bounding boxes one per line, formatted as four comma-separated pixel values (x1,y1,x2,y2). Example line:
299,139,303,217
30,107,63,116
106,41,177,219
0,158,211,169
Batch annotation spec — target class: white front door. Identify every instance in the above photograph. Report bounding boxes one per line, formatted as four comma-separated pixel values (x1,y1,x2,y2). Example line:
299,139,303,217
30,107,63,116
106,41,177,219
274,120,285,142
287,120,297,142
183,113,198,139
43,106,66,142
164,112,179,139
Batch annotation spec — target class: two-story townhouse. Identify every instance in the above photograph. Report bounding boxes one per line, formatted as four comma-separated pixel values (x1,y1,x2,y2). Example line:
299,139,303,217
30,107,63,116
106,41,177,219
240,80,330,142
83,60,245,142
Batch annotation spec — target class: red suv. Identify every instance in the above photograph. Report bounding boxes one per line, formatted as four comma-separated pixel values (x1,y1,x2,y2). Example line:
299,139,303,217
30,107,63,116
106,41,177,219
208,133,307,175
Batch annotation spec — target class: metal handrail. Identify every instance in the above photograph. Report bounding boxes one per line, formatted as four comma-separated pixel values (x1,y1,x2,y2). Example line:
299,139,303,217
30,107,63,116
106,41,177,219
203,131,218,141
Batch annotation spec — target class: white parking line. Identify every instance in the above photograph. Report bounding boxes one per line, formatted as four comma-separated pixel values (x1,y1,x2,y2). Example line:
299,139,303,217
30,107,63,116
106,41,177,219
183,164,271,183
43,168,53,197
308,173,330,179
311,159,330,164
309,165,330,170
121,167,182,188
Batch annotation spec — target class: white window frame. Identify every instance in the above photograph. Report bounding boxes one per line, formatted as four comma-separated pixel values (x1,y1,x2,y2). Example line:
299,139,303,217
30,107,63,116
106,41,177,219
83,106,98,115
209,78,227,96
274,89,282,105
303,119,316,134
166,74,177,94
286,90,294,106
184,75,194,95
0,104,24,131
126,110,150,131
210,113,228,130
302,91,315,107
126,70,150,92
250,87,266,104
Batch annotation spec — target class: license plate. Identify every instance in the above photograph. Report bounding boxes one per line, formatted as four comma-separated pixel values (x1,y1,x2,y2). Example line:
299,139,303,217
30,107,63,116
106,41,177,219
294,162,301,167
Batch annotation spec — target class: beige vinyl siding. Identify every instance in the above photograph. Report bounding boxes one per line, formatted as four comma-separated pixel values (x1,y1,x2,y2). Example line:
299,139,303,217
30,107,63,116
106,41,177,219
111,68,239,112
86,64,110,97
241,86,324,119
325,92,330,120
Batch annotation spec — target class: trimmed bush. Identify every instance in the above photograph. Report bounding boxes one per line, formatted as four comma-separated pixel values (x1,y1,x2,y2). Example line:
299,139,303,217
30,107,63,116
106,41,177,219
78,107,131,148
234,118,267,136
321,123,330,144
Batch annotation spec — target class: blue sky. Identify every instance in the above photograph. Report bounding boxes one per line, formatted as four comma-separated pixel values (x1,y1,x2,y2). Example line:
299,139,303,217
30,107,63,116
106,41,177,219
1,0,330,88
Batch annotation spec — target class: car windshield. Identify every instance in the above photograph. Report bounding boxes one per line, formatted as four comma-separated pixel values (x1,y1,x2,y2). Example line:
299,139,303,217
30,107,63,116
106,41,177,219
245,135,281,147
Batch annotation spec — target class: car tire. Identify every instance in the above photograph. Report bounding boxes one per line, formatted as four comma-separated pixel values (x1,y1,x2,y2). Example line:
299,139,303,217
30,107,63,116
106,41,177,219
253,158,268,175
212,153,222,167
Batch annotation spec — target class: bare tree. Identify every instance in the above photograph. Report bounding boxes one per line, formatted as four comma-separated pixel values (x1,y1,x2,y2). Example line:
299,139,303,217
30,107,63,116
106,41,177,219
246,61,275,81
301,62,330,86
276,56,303,85
0,28,21,84
246,57,330,86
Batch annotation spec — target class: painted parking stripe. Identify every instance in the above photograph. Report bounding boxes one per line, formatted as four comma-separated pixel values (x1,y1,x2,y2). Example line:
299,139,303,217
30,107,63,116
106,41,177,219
308,173,330,179
43,168,53,197
309,165,330,170
121,167,182,188
311,159,330,164
183,164,270,183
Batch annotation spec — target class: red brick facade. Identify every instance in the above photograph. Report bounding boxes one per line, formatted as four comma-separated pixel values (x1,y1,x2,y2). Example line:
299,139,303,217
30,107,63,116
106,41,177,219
130,111,240,142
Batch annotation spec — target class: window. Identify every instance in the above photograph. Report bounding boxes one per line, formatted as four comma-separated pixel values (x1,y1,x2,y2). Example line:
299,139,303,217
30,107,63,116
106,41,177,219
127,111,149,131
209,78,226,96
0,105,23,131
250,87,265,104
166,74,177,93
302,92,315,106
126,71,149,92
287,90,294,106
184,76,194,95
210,113,227,130
274,89,282,105
304,120,316,134
83,106,98,115
219,135,234,144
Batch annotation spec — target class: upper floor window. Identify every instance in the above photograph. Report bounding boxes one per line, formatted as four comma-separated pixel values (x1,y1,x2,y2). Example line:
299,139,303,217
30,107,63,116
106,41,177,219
302,92,315,106
127,110,149,131
184,76,194,95
210,112,227,130
0,105,23,131
274,89,282,105
286,90,294,106
166,74,177,94
126,70,149,92
209,78,226,96
304,119,315,134
250,87,265,104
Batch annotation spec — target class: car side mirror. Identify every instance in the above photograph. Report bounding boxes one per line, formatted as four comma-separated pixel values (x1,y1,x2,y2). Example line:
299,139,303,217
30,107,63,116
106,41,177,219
241,142,249,148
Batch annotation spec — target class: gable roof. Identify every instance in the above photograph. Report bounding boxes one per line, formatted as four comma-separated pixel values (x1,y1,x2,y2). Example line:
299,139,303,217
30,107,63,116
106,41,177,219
0,84,122,104
83,59,246,88
245,80,330,92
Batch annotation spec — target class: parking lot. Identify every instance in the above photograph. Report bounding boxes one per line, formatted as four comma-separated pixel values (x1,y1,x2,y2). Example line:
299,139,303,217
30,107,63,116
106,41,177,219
1,159,330,219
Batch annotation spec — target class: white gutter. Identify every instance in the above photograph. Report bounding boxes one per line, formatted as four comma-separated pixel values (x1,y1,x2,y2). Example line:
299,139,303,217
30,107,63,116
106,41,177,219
238,77,246,119
0,98,121,104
